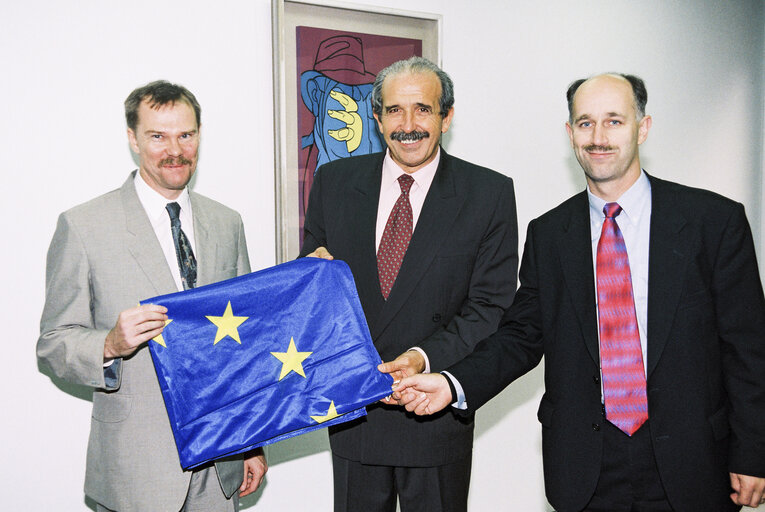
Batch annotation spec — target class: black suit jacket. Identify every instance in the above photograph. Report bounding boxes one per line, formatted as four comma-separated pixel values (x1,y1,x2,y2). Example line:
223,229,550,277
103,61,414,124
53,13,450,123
301,150,518,466
449,175,765,512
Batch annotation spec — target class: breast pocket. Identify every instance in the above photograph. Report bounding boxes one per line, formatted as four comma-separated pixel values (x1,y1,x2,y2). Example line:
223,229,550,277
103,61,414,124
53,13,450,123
677,288,713,311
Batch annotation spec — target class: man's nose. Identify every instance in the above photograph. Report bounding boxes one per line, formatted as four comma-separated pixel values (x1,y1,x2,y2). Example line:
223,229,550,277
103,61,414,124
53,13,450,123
402,110,416,132
166,138,182,156
592,124,607,146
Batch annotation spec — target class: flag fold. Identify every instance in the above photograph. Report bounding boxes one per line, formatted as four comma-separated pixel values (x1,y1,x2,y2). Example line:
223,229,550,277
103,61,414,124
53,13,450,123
142,258,392,469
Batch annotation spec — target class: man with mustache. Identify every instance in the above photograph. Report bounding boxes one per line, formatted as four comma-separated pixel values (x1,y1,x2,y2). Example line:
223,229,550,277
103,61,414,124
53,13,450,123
37,80,266,511
395,73,765,511
301,56,518,511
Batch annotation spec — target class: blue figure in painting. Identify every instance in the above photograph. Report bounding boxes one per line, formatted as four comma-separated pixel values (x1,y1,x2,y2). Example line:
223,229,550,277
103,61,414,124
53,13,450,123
300,35,385,214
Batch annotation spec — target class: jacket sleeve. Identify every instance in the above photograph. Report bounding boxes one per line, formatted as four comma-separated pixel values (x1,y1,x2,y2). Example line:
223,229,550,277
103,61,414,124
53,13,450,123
300,166,328,257
446,220,545,412
716,203,765,476
37,212,119,390
418,177,519,371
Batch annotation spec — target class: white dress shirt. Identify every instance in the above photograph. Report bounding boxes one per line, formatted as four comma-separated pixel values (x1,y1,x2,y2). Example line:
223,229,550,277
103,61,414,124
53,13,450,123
588,170,652,374
133,171,196,292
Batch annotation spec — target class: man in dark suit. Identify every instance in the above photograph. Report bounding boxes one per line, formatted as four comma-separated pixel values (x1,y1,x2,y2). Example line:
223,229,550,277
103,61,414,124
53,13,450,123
300,57,518,511
37,81,266,511
394,73,765,511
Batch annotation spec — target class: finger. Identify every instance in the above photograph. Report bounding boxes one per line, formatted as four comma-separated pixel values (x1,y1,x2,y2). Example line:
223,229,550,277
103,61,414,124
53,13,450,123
394,376,417,393
730,473,741,492
414,397,431,416
240,479,254,497
138,304,168,314
397,390,418,406
136,319,169,334
136,326,166,346
404,392,428,412
377,361,398,373
327,110,355,123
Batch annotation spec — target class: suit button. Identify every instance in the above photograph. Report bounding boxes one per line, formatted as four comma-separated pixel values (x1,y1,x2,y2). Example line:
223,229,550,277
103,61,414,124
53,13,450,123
593,375,600,383
432,314,442,322
592,423,600,431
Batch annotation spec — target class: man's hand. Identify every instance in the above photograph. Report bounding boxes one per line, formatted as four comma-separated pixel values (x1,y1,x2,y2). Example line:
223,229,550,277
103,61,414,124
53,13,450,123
103,305,168,360
240,449,268,497
305,246,333,260
378,350,426,404
378,350,426,381
392,373,453,415
730,472,765,508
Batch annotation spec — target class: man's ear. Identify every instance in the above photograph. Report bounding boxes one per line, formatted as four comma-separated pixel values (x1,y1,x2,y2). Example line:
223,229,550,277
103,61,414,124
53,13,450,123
637,115,652,145
127,128,139,153
440,107,455,134
565,122,574,148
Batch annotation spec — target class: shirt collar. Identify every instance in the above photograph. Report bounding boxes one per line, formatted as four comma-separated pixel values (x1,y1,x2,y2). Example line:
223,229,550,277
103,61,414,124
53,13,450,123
587,170,651,236
133,170,192,223
381,147,441,192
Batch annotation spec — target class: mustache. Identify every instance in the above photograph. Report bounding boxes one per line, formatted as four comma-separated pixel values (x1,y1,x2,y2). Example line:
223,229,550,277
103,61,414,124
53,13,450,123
160,156,193,166
390,130,429,142
584,145,615,152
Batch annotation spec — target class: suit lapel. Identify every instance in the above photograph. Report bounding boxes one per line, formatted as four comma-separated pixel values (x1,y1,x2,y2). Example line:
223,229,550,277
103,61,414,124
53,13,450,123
646,176,688,377
558,192,600,366
190,193,217,287
371,151,462,340
121,172,177,296
343,157,384,322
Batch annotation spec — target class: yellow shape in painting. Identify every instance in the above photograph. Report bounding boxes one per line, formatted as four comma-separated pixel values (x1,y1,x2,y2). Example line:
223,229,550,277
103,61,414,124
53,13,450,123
270,337,312,380
327,90,363,153
206,301,248,345
310,401,341,424
152,319,173,347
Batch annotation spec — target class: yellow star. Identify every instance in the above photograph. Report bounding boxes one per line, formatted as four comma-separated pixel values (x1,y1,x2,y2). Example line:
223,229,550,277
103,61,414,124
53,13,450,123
152,319,173,347
270,337,312,380
310,401,341,423
206,301,248,345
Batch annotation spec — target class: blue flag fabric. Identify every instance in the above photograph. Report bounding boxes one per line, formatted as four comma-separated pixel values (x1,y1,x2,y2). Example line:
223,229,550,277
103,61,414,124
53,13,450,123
141,258,393,469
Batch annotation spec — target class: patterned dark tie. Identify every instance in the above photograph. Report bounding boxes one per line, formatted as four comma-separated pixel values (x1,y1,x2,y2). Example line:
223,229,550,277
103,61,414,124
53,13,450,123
166,202,197,290
377,174,414,299
597,202,648,435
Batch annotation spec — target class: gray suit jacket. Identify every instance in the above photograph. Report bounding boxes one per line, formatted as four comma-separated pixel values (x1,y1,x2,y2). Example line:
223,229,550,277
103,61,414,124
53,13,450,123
38,172,251,511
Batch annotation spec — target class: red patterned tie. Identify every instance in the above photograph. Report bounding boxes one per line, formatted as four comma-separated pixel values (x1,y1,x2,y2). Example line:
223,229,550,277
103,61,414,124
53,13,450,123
377,174,414,299
597,202,648,436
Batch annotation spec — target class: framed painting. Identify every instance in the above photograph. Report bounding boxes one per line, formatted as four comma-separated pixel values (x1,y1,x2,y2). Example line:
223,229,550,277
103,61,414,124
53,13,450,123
272,0,441,262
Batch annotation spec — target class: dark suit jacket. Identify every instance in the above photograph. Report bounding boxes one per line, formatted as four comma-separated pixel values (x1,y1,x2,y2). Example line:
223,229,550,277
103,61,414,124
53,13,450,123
449,175,765,512
300,150,518,466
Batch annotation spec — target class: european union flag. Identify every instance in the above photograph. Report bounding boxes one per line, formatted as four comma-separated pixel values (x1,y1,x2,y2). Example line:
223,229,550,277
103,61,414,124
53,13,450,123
141,258,393,469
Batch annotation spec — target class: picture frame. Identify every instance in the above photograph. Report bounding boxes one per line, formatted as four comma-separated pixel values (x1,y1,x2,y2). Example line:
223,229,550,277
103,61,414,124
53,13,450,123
272,0,441,262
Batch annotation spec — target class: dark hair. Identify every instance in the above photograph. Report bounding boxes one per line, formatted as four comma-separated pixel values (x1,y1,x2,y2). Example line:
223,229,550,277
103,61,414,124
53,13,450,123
566,73,647,122
124,80,201,131
372,57,454,118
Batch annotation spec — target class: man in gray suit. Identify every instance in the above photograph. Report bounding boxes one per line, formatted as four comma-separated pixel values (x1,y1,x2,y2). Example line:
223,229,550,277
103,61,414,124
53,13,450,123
37,80,267,511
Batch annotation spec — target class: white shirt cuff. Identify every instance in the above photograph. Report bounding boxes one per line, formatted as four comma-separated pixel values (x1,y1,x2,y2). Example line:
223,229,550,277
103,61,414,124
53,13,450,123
408,347,430,374
441,370,468,410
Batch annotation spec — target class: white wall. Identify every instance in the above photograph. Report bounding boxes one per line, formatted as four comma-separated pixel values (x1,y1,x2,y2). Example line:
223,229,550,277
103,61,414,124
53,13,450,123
1,1,762,510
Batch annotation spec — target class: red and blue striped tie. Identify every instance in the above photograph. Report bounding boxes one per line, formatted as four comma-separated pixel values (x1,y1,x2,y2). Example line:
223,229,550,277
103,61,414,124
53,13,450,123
597,202,648,436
